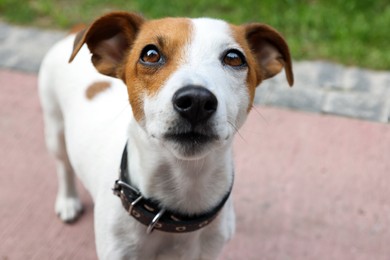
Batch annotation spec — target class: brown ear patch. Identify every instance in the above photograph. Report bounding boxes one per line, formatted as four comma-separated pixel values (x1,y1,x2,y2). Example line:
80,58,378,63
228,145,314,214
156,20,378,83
245,23,294,87
85,81,111,100
68,12,145,78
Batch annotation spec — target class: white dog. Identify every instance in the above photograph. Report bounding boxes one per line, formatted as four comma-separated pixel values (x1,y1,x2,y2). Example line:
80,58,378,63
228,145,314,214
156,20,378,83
39,11,293,259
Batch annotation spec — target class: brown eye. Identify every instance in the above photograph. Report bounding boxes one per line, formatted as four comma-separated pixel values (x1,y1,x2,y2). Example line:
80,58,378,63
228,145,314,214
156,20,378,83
223,49,246,68
140,45,162,64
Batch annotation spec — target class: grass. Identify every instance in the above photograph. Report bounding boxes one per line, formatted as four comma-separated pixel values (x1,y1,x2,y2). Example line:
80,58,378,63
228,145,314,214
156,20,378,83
0,0,389,70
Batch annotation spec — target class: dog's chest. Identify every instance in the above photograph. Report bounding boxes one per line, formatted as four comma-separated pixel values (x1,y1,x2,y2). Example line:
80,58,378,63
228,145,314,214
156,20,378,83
113,221,223,260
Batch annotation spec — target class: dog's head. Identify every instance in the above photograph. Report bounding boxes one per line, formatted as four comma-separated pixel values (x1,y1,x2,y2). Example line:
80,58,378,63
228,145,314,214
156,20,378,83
70,12,293,160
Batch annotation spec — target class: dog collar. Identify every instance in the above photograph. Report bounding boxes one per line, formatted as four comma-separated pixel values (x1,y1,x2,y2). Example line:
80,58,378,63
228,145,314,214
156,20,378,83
113,143,233,234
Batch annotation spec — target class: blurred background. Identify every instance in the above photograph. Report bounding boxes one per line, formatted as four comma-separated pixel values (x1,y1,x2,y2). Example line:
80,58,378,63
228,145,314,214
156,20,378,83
1,1,390,259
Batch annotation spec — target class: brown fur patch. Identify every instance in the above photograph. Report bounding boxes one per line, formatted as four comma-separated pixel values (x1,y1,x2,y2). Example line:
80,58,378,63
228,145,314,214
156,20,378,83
230,23,294,112
230,25,261,111
123,18,192,122
85,81,111,100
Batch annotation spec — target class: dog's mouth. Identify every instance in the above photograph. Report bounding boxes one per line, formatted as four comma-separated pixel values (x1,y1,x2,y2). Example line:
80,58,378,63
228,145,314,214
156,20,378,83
165,131,217,144
163,131,219,159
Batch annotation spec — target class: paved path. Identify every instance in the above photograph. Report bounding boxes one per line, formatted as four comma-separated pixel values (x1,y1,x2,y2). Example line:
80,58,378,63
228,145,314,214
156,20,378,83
1,22,389,123
1,69,389,260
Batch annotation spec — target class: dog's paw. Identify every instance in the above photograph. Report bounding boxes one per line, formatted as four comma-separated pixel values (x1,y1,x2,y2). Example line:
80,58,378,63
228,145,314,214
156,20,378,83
55,196,83,223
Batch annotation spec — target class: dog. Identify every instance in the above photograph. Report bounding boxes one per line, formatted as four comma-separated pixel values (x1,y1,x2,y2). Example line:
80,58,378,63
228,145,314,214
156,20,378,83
38,11,293,259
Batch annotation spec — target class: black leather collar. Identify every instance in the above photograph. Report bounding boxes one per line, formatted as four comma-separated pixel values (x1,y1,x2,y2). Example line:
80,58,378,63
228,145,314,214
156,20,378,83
113,143,233,234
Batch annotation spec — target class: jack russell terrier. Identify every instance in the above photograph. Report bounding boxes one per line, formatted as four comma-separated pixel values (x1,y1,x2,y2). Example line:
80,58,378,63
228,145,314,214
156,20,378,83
39,11,293,259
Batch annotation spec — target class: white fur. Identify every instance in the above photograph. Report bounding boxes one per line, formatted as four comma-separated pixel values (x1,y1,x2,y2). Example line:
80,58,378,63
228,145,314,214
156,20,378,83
39,18,251,259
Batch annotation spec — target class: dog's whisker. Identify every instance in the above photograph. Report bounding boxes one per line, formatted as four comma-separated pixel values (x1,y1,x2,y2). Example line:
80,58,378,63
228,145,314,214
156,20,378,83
226,120,238,133
227,120,246,143
251,105,269,125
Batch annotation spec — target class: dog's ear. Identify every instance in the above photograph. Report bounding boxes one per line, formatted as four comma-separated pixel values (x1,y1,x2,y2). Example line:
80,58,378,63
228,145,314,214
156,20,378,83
69,12,145,78
243,23,294,86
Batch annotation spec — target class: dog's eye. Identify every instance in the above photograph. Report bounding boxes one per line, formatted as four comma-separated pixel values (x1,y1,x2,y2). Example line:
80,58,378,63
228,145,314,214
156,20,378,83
140,45,162,64
223,49,246,68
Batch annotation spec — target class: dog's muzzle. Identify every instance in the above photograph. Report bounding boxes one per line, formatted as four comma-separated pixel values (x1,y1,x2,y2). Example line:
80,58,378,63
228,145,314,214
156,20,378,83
159,85,221,158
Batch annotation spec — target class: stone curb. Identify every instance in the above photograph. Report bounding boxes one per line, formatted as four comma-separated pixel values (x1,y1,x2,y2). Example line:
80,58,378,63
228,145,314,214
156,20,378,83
256,62,390,123
0,23,65,73
1,22,389,123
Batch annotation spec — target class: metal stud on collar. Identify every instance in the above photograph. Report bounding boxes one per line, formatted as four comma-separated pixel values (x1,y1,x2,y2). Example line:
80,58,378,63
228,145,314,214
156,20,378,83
116,180,141,194
129,195,143,214
146,208,166,234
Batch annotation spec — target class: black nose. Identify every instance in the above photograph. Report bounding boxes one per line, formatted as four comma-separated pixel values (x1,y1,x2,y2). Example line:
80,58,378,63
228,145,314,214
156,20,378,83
172,86,218,126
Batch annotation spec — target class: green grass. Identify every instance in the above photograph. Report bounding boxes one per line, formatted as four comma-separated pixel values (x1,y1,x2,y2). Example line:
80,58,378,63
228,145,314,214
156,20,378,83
1,0,389,70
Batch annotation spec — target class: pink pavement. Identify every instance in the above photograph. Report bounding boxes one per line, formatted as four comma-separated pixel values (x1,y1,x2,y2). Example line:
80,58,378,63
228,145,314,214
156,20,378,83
1,69,389,260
